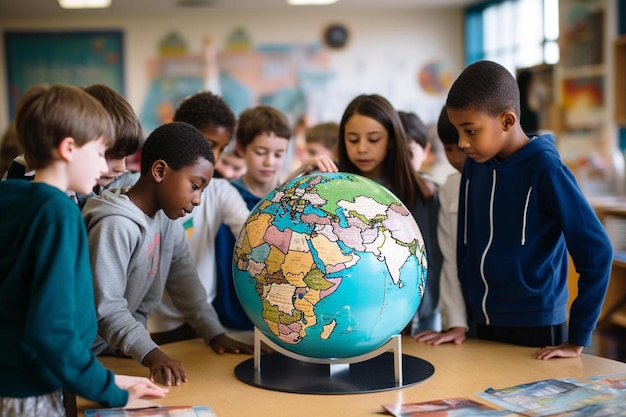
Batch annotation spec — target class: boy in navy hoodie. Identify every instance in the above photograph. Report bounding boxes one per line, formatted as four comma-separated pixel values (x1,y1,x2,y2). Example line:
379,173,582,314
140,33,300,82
446,60,612,360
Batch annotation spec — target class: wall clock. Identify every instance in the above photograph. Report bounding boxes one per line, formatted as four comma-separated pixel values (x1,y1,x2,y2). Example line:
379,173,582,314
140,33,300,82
323,23,349,49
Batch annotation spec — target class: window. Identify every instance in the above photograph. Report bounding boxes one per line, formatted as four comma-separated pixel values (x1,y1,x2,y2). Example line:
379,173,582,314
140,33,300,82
465,0,559,73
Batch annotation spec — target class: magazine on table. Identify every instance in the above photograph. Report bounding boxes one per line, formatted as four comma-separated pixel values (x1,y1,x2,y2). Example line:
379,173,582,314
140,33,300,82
586,373,626,391
84,405,216,416
382,397,516,416
544,395,626,416
475,377,617,417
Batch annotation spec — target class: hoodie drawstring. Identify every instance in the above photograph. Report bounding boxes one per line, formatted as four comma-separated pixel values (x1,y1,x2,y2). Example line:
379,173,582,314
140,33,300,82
521,187,532,245
480,169,497,325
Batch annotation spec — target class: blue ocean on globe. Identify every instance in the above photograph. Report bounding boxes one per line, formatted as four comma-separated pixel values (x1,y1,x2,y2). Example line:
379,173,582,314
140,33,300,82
233,172,427,359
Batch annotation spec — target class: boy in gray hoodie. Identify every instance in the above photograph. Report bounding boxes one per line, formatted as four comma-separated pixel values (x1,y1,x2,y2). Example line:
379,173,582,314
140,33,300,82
83,122,242,386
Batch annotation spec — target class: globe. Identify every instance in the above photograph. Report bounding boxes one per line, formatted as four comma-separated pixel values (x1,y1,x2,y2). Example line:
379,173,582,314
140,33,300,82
233,172,427,359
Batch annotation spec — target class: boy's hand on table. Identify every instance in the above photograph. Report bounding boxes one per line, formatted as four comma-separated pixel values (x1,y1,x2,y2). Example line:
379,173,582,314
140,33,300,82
535,342,584,360
413,327,467,345
209,333,254,355
142,348,187,386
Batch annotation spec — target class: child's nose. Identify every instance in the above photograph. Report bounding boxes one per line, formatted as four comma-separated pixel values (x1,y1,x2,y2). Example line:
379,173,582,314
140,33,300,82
100,157,109,174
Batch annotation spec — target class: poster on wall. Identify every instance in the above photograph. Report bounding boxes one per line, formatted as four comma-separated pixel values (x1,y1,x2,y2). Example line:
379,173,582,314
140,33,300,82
217,41,333,120
139,31,215,133
139,28,335,135
559,0,604,68
562,74,604,130
3,30,124,120
417,60,453,96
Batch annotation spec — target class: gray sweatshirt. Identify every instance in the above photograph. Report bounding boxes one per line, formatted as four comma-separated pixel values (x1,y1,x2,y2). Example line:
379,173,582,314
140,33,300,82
83,189,225,362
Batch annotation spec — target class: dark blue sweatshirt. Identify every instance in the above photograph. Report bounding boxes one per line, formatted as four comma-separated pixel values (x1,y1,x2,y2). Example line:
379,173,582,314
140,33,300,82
457,134,612,347
213,177,259,330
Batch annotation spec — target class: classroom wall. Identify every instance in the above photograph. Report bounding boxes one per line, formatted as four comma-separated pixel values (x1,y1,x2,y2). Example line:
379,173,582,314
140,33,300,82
0,7,465,130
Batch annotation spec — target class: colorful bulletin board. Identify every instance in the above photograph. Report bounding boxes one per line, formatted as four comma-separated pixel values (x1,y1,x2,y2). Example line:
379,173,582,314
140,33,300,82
3,30,124,120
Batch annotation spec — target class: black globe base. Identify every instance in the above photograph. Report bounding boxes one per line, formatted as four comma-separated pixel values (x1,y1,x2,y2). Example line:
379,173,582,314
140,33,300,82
234,351,434,394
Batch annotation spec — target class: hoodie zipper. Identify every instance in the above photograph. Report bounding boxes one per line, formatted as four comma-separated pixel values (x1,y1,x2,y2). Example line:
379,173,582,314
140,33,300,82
480,169,497,325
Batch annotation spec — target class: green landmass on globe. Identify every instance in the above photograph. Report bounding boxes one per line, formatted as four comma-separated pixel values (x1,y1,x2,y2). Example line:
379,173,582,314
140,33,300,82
233,172,427,359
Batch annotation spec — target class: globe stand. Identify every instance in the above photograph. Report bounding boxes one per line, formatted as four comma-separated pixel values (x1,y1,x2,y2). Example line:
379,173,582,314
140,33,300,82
233,328,435,394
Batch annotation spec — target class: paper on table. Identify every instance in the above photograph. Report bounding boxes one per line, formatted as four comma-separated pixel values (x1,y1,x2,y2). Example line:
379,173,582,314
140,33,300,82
476,378,616,417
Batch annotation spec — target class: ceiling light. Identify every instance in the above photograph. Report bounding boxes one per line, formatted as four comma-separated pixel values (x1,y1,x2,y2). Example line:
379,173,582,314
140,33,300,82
58,0,112,9
287,0,340,5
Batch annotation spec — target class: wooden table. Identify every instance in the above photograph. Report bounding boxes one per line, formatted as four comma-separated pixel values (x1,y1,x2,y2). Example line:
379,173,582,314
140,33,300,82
77,337,626,416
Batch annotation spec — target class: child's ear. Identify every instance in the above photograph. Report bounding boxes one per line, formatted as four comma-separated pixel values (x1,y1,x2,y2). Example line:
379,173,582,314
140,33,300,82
502,111,517,132
151,160,168,183
57,137,76,162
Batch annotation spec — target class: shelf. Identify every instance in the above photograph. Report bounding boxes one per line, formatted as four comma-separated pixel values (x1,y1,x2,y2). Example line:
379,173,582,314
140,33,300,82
615,34,626,125
612,311,626,328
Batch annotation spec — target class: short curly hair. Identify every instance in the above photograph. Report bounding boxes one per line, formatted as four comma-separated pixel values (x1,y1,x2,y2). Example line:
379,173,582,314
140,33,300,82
446,60,520,118
140,122,214,175
173,91,236,135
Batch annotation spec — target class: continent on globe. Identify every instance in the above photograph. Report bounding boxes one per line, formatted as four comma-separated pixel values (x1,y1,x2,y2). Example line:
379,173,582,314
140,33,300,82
233,172,427,359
